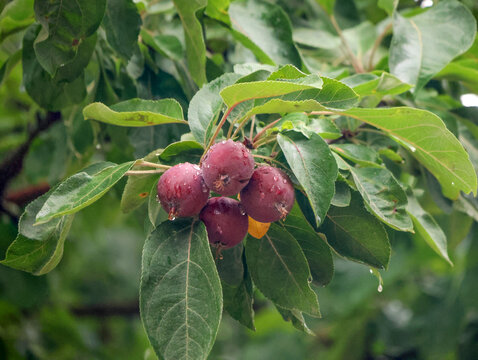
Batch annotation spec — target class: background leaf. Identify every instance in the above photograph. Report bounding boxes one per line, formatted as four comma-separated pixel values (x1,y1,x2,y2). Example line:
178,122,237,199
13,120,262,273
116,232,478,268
228,0,302,68
140,219,222,360
172,0,207,86
389,0,477,91
103,0,141,60
33,0,105,75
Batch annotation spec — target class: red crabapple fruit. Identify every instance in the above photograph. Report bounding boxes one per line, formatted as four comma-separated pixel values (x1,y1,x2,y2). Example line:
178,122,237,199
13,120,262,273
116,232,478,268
240,166,295,223
156,162,209,220
201,139,255,196
199,197,248,249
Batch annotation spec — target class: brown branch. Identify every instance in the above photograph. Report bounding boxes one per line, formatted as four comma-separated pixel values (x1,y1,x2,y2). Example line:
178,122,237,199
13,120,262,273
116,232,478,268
0,112,61,204
70,301,139,318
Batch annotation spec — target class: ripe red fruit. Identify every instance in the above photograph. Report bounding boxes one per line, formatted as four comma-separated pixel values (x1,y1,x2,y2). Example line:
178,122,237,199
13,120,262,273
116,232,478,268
240,166,295,223
201,139,255,196
156,162,210,219
199,197,248,249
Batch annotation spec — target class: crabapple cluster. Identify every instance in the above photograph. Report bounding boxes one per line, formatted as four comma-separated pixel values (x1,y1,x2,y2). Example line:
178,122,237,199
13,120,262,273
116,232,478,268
156,139,295,249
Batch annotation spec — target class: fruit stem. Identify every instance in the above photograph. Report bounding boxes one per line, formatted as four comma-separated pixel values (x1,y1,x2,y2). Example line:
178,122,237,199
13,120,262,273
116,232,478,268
253,154,289,170
136,160,171,169
125,169,165,176
254,136,278,149
252,118,282,145
330,14,364,73
206,103,238,150
249,115,256,140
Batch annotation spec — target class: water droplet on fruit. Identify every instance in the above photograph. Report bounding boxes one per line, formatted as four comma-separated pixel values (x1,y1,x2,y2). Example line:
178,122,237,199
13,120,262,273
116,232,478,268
156,195,160,202
207,164,210,168
221,140,226,144
377,284,383,292
260,192,265,199
217,225,223,235
282,179,287,184
239,206,246,216
273,176,278,182
270,185,276,193
214,209,221,215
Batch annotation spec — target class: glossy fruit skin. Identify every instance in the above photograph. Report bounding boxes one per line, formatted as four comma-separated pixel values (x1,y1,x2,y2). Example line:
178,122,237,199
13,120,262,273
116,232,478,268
240,166,295,223
156,162,210,219
199,197,248,248
201,139,255,196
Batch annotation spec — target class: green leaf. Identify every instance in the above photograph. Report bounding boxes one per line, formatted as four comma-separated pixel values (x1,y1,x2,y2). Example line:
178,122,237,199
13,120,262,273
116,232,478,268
314,0,335,15
331,181,351,207
278,131,338,226
35,161,134,224
120,152,162,213
23,25,87,110
331,143,383,168
378,0,397,15
322,193,391,269
407,195,451,265
158,141,204,164
245,225,320,316
33,0,105,75
220,75,324,107
83,99,186,127
281,203,334,286
140,219,222,360
172,0,207,86
103,0,141,60
436,59,478,93
350,167,413,232
1,190,74,275
140,29,183,61
188,73,241,146
218,245,255,330
0,0,34,42
308,117,342,140
389,0,477,91
341,107,477,199
342,71,412,106
229,0,302,68
276,306,313,335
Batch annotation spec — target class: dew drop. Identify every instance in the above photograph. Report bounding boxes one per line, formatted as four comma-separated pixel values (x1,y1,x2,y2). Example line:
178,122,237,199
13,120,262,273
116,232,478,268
156,195,160,202
221,140,226,144
260,192,265,199
369,269,373,274
451,182,455,186
95,144,101,150
378,284,383,293
409,145,416,152
239,205,246,216
170,215,176,221
155,153,160,156
282,179,287,184
273,176,278,182
217,226,223,235
214,209,221,215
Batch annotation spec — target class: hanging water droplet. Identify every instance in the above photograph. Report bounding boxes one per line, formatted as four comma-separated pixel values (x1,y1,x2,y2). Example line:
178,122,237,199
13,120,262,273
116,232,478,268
221,140,226,144
378,284,383,292
170,215,176,221
369,269,373,274
95,144,101,150
451,182,455,186
156,195,160,202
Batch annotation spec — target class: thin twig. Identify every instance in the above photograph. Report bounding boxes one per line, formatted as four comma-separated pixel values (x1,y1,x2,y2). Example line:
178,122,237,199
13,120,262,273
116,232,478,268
249,115,256,140
125,169,165,176
206,104,238,151
136,160,171,169
252,118,282,144
368,23,393,71
330,15,364,73
307,111,334,116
